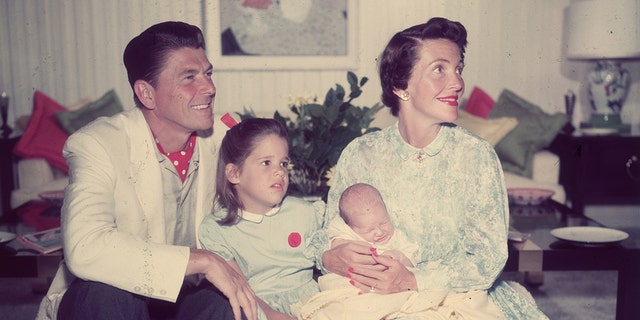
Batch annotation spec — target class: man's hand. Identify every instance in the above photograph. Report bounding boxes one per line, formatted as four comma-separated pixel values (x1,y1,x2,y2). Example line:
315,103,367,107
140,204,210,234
187,249,258,320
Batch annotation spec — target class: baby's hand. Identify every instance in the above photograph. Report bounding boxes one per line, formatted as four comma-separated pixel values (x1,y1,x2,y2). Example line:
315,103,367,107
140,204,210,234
380,249,414,268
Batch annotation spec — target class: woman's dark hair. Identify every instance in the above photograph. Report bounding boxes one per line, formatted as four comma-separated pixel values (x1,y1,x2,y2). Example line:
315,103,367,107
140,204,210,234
215,118,289,226
123,21,206,108
378,17,467,116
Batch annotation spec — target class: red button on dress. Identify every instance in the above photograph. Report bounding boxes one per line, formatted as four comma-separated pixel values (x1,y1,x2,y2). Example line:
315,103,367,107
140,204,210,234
288,232,302,248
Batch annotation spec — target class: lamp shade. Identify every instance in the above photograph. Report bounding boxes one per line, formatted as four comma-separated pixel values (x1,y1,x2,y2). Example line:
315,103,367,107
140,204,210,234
566,0,640,59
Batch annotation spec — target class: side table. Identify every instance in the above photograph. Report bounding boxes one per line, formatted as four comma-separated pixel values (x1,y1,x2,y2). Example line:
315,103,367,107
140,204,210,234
506,200,640,320
548,133,640,213
0,136,20,219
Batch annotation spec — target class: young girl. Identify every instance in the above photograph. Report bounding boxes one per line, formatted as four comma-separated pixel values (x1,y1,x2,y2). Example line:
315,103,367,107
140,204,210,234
199,118,327,320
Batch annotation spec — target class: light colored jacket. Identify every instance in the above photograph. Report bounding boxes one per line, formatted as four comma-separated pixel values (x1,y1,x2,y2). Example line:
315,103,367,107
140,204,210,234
37,108,218,319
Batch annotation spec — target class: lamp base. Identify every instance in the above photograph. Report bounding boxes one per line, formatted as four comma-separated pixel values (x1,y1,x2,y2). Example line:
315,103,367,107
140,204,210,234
0,125,12,139
580,114,630,133
588,60,629,115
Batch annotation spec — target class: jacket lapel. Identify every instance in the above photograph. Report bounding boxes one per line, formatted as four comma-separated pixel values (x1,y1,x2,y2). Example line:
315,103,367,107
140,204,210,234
125,108,167,243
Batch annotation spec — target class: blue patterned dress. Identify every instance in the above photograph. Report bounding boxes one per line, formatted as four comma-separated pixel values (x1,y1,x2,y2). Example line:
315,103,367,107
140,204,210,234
324,122,548,320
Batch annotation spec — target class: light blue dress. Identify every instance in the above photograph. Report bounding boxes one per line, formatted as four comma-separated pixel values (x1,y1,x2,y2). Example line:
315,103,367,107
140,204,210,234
324,122,548,320
199,196,327,318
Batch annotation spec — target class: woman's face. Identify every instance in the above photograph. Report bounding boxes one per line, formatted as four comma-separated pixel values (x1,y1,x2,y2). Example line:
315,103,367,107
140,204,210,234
399,39,464,124
227,134,290,214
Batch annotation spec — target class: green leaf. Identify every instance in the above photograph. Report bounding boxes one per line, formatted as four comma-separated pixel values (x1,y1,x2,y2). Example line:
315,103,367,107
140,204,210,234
347,71,357,86
234,72,382,199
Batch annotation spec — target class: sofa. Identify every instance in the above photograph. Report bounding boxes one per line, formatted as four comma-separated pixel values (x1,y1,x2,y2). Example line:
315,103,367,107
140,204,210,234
10,87,568,212
10,145,566,211
9,90,124,213
454,87,569,204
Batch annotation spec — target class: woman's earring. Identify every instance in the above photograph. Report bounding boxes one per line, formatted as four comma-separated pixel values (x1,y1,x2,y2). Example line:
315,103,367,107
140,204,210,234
400,92,409,101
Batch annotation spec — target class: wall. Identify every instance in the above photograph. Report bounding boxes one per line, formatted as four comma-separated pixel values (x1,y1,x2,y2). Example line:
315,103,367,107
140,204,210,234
1,0,639,132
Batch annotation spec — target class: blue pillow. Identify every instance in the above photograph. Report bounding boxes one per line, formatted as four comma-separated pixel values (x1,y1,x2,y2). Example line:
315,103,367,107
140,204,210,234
56,89,123,134
489,90,568,178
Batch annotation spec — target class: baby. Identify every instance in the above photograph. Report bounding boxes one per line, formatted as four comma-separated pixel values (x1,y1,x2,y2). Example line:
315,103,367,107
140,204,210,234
292,184,449,320
329,182,418,269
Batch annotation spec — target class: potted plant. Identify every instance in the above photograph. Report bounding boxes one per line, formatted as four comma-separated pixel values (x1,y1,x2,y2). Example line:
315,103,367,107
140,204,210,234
238,71,383,200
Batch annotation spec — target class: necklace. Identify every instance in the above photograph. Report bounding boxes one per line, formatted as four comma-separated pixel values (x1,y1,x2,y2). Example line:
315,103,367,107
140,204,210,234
417,151,426,164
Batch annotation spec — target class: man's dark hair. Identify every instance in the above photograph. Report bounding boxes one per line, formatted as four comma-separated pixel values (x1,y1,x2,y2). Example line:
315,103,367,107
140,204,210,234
123,21,206,108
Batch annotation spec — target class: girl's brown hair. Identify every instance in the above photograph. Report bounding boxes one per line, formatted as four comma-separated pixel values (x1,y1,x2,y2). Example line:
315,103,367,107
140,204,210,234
215,118,288,225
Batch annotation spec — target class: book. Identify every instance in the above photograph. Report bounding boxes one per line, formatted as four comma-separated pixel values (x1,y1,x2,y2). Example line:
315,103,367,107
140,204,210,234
18,227,63,254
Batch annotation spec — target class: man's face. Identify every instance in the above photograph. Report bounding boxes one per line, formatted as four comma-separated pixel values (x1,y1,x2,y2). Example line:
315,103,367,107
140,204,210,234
145,47,216,135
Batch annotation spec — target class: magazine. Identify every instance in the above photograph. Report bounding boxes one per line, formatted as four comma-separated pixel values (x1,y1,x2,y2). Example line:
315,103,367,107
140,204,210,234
18,227,63,254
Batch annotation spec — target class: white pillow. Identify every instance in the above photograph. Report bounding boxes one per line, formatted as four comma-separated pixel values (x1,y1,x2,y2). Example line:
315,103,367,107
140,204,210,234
454,110,518,146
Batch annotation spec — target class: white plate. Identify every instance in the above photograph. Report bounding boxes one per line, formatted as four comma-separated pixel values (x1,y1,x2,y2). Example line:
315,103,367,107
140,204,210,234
0,231,17,244
579,128,618,136
550,226,628,245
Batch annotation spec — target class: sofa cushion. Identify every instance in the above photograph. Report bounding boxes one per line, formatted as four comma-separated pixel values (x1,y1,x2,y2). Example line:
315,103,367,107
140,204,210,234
56,89,123,134
454,110,518,146
464,86,495,118
13,91,70,173
489,90,568,178
66,98,92,111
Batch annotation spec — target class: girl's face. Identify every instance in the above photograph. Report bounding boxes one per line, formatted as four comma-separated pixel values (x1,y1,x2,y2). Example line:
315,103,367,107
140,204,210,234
397,38,465,125
227,134,290,214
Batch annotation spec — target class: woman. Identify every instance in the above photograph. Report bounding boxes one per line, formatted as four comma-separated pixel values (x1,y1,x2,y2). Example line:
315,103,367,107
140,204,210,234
321,17,547,319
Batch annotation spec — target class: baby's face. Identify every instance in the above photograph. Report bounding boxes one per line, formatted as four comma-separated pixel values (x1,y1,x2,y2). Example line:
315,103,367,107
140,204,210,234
348,205,394,245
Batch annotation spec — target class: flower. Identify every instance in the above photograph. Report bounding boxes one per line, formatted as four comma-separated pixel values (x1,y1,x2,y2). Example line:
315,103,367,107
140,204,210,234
324,165,336,187
238,72,383,200
287,93,317,108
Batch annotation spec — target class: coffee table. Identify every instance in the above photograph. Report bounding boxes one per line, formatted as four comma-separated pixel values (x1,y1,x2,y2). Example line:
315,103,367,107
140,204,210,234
0,223,62,279
506,201,640,320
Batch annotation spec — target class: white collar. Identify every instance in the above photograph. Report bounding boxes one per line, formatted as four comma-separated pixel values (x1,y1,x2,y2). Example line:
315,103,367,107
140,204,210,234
239,206,281,223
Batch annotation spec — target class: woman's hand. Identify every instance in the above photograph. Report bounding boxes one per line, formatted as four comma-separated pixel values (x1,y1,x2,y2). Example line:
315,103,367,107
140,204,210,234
373,254,419,293
323,242,418,294
342,250,419,295
187,249,258,320
322,241,383,276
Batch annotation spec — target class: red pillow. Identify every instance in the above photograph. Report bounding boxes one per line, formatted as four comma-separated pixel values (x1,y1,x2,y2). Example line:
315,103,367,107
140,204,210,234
13,91,69,173
464,87,495,119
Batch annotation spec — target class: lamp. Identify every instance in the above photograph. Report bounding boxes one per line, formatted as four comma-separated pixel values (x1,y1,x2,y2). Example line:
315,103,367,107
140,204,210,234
0,92,12,138
565,0,640,132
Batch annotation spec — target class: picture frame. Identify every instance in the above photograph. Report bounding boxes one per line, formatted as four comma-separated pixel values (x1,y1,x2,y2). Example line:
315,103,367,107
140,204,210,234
204,0,358,70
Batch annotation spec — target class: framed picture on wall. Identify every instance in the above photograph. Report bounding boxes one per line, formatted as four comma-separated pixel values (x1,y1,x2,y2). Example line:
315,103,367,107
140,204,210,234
205,0,358,70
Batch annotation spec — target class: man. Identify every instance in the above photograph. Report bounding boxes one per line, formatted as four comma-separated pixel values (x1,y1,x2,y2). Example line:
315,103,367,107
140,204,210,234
37,21,258,320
